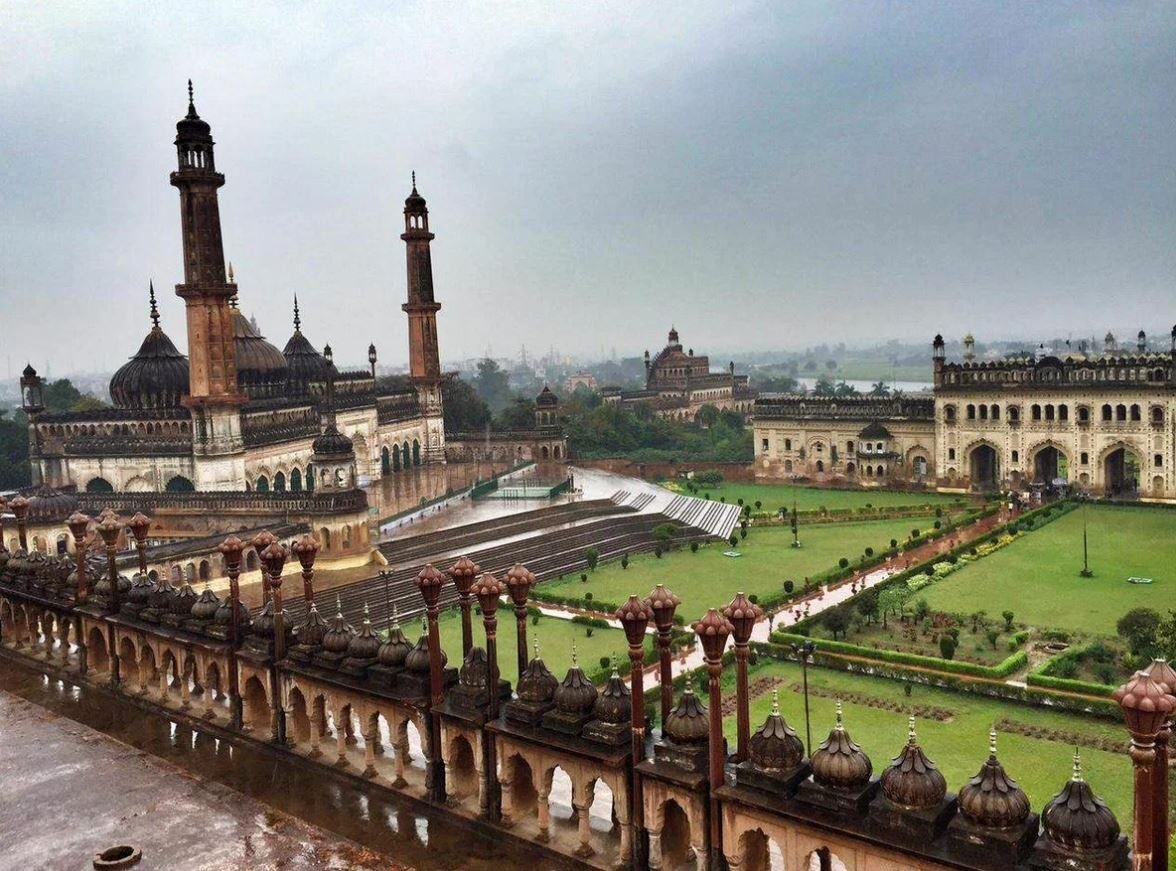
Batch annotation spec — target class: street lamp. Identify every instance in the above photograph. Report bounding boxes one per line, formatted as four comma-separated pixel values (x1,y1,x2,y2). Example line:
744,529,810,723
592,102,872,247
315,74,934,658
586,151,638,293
1079,492,1093,578
790,639,817,755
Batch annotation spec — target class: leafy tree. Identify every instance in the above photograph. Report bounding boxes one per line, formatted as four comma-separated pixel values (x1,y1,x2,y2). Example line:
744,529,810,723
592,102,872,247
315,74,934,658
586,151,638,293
1002,610,1015,631
914,599,931,623
690,541,699,553
869,381,890,397
620,553,630,570
823,608,850,640
856,590,880,624
584,547,600,572
783,580,795,594
728,534,738,548
939,637,957,660
838,557,849,569
473,358,513,411
0,408,31,489
494,397,538,431
1117,607,1162,658
986,629,1000,650
442,375,492,433
43,378,106,413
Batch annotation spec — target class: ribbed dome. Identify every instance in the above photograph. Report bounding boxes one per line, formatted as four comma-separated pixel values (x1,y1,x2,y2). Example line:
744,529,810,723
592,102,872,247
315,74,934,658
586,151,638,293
176,83,212,139
516,644,558,703
250,599,287,638
811,703,872,790
147,575,179,611
110,286,190,409
312,422,354,458
346,607,381,659
458,646,490,689
190,585,221,621
536,385,558,407
1041,753,1121,851
295,601,328,647
664,680,709,745
169,582,198,617
25,485,80,524
405,621,446,673
880,719,947,809
213,597,252,631
377,609,412,667
282,298,337,389
405,179,427,212
321,601,355,654
231,308,287,395
957,730,1030,828
592,660,631,725
553,651,598,715
748,690,805,772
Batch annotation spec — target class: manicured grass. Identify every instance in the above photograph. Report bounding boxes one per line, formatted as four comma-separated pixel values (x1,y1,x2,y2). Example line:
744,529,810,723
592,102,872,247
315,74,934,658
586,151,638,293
919,505,1176,637
543,519,929,620
434,607,638,686
724,660,1132,827
663,481,966,512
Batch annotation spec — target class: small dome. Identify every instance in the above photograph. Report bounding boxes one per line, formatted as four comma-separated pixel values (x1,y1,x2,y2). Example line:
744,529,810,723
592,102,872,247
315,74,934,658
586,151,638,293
295,601,328,647
176,83,212,139
880,719,947,809
664,680,709,745
231,309,288,394
190,585,221,621
126,571,155,606
110,298,190,409
169,582,198,617
811,703,872,790
458,646,490,689
405,622,446,673
958,730,1030,828
536,385,558,407
22,362,37,379
25,485,80,524
282,298,337,388
250,599,287,638
748,690,804,772
346,607,381,659
516,644,558,703
147,575,179,611
405,177,427,212
213,597,252,631
312,422,354,458
592,660,631,725
321,601,355,654
1041,752,1120,851
377,609,413,667
553,650,597,716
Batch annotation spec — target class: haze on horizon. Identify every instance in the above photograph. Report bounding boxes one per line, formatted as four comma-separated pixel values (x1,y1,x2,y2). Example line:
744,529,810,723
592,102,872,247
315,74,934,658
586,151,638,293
2,2,1173,377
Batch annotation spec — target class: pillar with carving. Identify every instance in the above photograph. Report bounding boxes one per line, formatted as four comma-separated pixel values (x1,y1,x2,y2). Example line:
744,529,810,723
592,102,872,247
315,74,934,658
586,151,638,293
416,563,447,802
1146,659,1176,871
293,533,320,605
473,571,504,820
647,584,680,726
616,594,653,868
723,591,762,762
694,608,733,871
218,535,245,728
505,562,536,680
1113,669,1174,871
448,556,479,657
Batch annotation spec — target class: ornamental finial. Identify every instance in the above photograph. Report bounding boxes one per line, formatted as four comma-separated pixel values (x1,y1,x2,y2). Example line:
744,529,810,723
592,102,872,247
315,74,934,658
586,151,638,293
771,687,780,716
989,726,997,756
835,700,844,731
293,295,301,331
411,170,417,191
148,280,160,329
1072,748,1083,782
571,641,578,667
187,79,195,115
908,715,917,745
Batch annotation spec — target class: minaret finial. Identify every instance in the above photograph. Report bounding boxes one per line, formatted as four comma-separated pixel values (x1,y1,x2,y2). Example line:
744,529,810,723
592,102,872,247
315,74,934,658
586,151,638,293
412,170,417,191
335,594,343,618
228,261,235,284
989,726,997,756
533,638,540,660
187,79,195,115
571,641,578,667
771,687,780,716
293,295,301,331
610,653,619,678
1072,748,1083,782
148,280,160,329
835,700,844,731
907,715,917,745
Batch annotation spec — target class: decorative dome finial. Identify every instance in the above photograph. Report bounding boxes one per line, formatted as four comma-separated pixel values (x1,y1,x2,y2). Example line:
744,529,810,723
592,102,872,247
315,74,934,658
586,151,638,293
228,261,235,283
148,280,160,329
187,79,196,116
1072,748,1083,782
908,715,917,745
411,170,417,191
610,653,619,678
771,687,780,716
533,638,540,659
989,726,997,756
293,295,301,332
835,700,844,731
571,641,578,667
335,594,343,619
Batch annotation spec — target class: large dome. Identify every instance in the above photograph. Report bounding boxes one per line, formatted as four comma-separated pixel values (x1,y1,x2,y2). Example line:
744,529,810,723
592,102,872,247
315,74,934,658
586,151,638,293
231,307,287,396
109,285,190,409
282,298,337,389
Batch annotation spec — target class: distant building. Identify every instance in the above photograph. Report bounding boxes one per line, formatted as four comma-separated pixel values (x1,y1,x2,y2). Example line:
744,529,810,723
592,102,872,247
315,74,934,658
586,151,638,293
564,371,598,393
753,330,1176,500
601,327,755,421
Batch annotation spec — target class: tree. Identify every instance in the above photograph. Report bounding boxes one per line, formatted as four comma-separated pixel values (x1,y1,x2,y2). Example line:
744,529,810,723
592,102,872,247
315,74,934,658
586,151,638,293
584,547,600,572
857,590,880,624
812,376,836,396
986,629,1001,650
728,534,738,548
914,599,931,623
878,586,909,627
783,580,794,594
1117,607,1162,658
442,375,492,433
42,378,107,413
0,408,31,489
823,608,851,640
1002,610,1015,631
869,380,890,397
838,557,850,569
494,397,537,431
939,637,957,660
690,541,699,553
472,358,513,411
620,553,630,570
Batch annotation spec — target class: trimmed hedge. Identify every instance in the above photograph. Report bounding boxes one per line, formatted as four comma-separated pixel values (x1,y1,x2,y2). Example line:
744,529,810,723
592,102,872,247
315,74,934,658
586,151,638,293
768,632,1028,679
1025,671,1117,699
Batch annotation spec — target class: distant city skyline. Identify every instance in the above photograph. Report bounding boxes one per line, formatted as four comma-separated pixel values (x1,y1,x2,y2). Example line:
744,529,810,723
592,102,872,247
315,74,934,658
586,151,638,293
2,3,1173,376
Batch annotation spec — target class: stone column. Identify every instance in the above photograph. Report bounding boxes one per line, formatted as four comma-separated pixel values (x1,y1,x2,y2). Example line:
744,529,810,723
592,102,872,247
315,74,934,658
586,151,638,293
536,789,550,842
647,830,663,870
415,564,447,803
1147,659,1176,871
1114,670,1174,871
499,770,515,827
725,592,762,762
335,709,349,767
694,608,734,871
575,798,595,858
363,727,378,778
392,734,409,788
616,595,653,869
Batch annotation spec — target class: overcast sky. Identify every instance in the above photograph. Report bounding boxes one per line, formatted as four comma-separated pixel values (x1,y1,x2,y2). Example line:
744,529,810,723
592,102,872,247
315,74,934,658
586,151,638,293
2,2,1173,377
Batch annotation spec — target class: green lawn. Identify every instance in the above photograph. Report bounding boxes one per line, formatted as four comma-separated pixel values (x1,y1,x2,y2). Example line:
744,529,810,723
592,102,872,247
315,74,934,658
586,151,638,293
434,607,638,686
663,481,967,512
725,660,1132,828
920,505,1176,637
543,519,929,621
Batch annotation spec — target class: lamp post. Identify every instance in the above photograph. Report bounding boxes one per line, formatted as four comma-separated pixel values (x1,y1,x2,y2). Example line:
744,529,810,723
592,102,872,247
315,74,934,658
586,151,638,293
292,533,320,605
616,594,653,870
219,535,245,729
415,563,448,803
790,639,817,755
96,513,123,687
1079,493,1094,577
473,571,504,820
10,495,29,552
1146,659,1176,871
724,591,763,762
790,491,800,549
647,584,681,726
693,608,733,871
1113,670,1174,871
260,540,289,743
448,556,480,658
504,563,536,680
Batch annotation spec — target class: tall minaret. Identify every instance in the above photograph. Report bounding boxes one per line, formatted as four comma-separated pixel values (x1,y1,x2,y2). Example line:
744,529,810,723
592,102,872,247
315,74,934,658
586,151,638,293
170,81,247,489
400,174,445,461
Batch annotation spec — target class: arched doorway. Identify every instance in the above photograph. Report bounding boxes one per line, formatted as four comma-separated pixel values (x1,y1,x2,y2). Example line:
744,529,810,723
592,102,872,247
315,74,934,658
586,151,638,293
381,446,392,475
86,477,113,493
659,800,693,869
290,467,302,492
1104,447,1140,497
165,475,195,492
969,444,999,491
1032,445,1067,485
